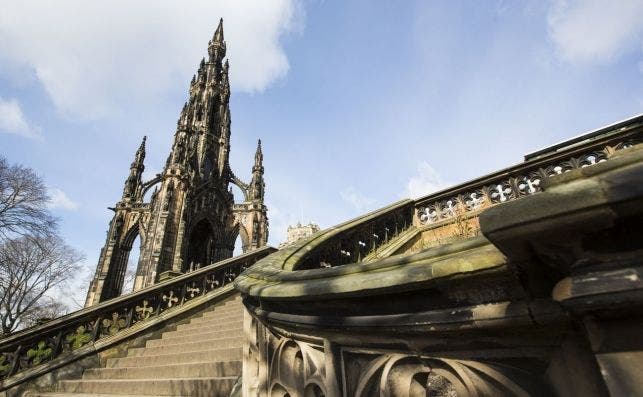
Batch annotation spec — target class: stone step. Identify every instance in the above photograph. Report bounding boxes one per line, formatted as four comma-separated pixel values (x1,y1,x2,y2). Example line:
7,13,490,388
198,300,241,312
83,361,241,380
161,326,242,340
106,347,242,368
152,329,241,346
187,313,243,325
175,320,242,332
128,336,242,356
199,307,242,317
197,307,243,317
194,308,245,320
58,377,237,397
27,393,188,397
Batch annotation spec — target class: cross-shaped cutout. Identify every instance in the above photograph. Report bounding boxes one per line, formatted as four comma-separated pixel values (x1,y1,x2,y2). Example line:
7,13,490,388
135,299,153,320
186,283,201,298
162,291,179,308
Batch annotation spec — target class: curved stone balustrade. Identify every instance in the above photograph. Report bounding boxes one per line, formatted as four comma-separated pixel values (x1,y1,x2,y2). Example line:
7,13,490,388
413,115,643,231
0,246,275,390
236,235,505,301
235,132,643,395
278,200,416,271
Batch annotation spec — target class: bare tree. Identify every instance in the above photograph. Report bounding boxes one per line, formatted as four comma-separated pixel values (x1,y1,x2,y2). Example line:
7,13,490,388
0,157,57,240
0,235,83,336
19,296,70,328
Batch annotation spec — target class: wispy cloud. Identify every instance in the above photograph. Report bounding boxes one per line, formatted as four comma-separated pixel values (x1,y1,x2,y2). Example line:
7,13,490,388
340,187,376,213
48,188,79,210
0,97,40,139
403,161,448,199
548,0,643,64
0,1,304,120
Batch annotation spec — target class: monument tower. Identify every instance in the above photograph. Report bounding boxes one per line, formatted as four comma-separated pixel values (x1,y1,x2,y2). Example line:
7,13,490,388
85,19,268,306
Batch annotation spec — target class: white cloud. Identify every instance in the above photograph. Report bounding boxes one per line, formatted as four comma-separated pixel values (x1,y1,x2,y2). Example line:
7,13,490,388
403,161,448,199
340,187,376,213
0,97,40,138
48,188,79,210
548,0,643,64
0,1,303,120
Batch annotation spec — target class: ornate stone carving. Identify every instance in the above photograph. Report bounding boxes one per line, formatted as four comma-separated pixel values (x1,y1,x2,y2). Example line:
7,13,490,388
85,20,268,306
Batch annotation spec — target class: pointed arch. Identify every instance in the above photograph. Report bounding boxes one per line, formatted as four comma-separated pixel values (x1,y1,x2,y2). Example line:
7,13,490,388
185,218,215,271
237,223,250,253
101,219,142,301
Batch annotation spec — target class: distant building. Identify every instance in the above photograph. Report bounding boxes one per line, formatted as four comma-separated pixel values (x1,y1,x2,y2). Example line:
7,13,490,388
279,222,320,248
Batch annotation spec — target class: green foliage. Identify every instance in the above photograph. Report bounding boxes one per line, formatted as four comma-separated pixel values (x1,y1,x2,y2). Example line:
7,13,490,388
26,340,52,365
0,354,11,375
102,313,126,336
66,325,92,350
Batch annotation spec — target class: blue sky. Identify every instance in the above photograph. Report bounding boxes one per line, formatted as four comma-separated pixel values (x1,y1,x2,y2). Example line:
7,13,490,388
1,0,642,306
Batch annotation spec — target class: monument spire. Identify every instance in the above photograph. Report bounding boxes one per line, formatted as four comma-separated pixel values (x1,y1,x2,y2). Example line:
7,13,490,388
249,139,265,201
254,139,263,172
213,18,224,45
134,136,146,167
208,18,226,62
87,19,269,307
121,136,146,200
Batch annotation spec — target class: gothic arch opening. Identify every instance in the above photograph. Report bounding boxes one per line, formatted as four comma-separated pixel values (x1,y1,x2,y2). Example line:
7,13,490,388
230,182,247,202
237,223,250,254
101,223,140,301
185,219,215,271
122,235,141,294
234,234,243,256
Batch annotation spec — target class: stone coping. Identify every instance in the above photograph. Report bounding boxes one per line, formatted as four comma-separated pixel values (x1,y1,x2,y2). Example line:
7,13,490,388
0,286,237,391
414,115,642,207
235,235,505,300
0,247,274,347
480,143,643,269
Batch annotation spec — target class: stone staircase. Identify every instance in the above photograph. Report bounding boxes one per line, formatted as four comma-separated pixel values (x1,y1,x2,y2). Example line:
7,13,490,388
28,295,245,397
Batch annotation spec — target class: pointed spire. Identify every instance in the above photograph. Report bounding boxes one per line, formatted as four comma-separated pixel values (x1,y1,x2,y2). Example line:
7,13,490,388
249,139,265,202
253,139,264,176
123,136,146,200
208,18,227,62
254,139,263,167
133,136,146,168
213,18,224,45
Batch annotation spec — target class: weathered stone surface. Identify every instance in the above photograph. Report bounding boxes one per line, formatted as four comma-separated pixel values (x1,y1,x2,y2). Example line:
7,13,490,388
236,122,643,396
17,295,245,397
85,19,268,307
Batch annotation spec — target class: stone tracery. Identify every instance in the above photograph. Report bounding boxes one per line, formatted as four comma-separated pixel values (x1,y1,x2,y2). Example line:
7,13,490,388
85,20,268,307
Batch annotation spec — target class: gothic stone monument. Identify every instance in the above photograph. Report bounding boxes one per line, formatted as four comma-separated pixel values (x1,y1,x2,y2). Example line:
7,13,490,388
85,19,268,307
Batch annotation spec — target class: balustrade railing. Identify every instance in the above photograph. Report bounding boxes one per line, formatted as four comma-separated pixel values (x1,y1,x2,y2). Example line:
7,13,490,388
0,247,275,383
295,201,415,270
415,117,642,226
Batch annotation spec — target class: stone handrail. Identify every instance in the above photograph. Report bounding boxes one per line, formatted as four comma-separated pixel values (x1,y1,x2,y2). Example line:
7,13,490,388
414,115,643,227
235,116,642,302
0,246,275,384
